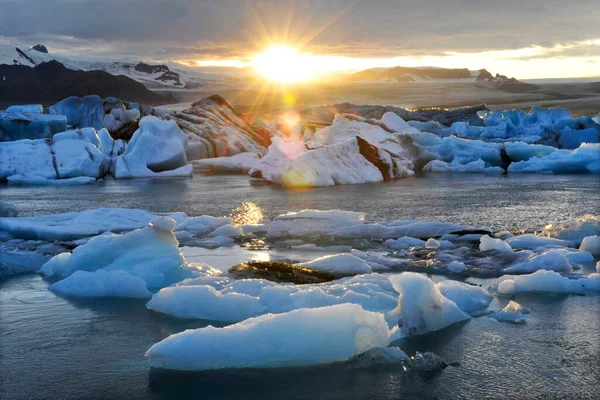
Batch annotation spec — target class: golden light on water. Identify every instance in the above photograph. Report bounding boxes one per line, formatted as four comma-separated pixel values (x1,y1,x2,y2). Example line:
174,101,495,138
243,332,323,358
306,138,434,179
229,202,264,227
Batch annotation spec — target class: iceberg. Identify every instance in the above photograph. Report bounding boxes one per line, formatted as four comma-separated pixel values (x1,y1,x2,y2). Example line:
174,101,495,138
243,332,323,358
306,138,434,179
388,273,470,336
504,234,573,250
299,253,373,275
0,201,18,217
192,152,260,173
490,270,600,295
147,273,399,322
479,235,513,253
490,301,530,324
543,215,600,244
146,304,390,371
579,235,600,256
0,110,67,141
39,217,197,290
436,280,492,316
503,250,573,274
114,116,192,178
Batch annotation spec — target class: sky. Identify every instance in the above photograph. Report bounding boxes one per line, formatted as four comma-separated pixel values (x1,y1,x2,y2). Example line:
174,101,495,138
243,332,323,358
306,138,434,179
1,0,599,79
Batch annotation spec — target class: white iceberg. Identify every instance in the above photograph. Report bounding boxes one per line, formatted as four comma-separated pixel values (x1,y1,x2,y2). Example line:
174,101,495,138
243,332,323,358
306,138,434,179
490,301,530,324
388,272,470,337
436,280,492,316
490,270,600,295
114,116,192,179
504,250,573,274
579,235,600,256
299,253,373,275
39,217,196,290
145,304,390,370
479,235,513,253
504,234,573,250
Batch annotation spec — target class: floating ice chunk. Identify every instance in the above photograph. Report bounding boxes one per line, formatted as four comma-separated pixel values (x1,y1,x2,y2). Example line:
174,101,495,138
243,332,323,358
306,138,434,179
423,158,503,174
290,243,352,252
437,280,492,316
446,261,467,273
262,136,413,187
504,250,573,273
0,111,67,141
0,202,18,217
543,215,600,244
148,273,399,322
147,285,266,321
52,127,101,148
192,152,260,173
490,270,600,295
490,301,529,324
388,221,487,240
579,235,600,256
504,234,573,250
7,174,96,186
49,95,104,130
6,104,43,114
50,270,152,298
145,304,391,370
266,210,365,240
479,235,513,253
425,238,440,249
508,143,600,174
389,273,470,337
380,112,420,133
385,236,426,250
149,216,177,232
0,208,187,241
300,254,373,275
114,116,192,179
102,107,140,133
39,217,194,289
345,346,409,369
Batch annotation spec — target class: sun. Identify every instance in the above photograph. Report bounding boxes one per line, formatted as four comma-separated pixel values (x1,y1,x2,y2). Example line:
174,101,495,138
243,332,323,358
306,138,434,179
252,45,315,84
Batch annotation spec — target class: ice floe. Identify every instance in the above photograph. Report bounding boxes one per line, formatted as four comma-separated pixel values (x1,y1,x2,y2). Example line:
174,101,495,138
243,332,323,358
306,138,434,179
490,270,600,295
389,272,471,337
40,217,198,291
490,301,530,324
579,235,600,256
49,270,152,298
146,304,391,370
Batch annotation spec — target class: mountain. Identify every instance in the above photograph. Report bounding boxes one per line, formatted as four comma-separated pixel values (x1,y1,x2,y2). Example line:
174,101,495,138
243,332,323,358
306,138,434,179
348,66,536,91
0,44,217,89
0,60,175,108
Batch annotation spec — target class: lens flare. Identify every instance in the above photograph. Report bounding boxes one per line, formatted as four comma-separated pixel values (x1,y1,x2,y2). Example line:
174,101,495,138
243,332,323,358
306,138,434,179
252,45,316,84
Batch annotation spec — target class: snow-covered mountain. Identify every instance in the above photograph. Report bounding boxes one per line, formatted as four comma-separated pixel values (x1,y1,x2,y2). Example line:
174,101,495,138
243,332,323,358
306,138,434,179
348,66,535,91
0,44,219,89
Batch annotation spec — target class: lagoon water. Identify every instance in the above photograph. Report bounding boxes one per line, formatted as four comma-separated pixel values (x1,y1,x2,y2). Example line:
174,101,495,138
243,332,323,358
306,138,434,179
1,172,600,399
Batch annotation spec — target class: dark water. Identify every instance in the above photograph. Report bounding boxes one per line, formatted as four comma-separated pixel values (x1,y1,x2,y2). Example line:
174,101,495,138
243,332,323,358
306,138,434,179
1,172,599,231
1,173,600,400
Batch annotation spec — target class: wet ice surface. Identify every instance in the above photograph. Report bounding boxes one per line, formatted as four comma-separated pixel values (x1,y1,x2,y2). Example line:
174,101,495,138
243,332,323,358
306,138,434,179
1,173,600,399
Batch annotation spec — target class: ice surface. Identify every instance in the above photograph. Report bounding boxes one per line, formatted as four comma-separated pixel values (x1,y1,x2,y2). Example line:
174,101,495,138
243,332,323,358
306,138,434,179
40,217,196,291
299,253,373,275
446,261,467,273
385,236,426,250
102,107,140,133
504,250,573,273
504,234,573,250
114,116,192,178
579,235,600,256
345,346,409,369
508,143,600,174
0,208,187,241
49,270,152,298
389,273,471,336
192,152,260,173
543,215,600,244
146,304,391,370
0,110,67,141
479,235,513,253
49,95,104,130
436,280,492,316
5,104,43,114
0,139,56,180
266,210,365,240
490,270,600,295
490,300,529,323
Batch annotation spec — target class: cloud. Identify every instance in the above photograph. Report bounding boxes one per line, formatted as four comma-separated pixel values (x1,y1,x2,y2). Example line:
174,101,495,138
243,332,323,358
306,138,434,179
1,0,599,61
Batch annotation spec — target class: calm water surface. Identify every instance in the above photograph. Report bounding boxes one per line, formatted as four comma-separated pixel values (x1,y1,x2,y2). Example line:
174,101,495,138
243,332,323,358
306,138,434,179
1,173,599,399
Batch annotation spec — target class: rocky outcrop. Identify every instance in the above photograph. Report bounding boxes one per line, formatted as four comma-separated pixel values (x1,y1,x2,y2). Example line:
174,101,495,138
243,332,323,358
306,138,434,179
228,260,336,284
32,44,48,54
